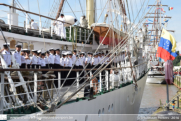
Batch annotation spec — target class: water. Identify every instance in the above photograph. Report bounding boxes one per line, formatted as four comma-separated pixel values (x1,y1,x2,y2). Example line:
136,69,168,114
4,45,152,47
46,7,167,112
139,81,178,114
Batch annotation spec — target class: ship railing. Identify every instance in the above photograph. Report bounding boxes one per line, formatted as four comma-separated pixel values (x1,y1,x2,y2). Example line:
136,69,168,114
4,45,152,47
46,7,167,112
0,3,94,44
0,62,147,112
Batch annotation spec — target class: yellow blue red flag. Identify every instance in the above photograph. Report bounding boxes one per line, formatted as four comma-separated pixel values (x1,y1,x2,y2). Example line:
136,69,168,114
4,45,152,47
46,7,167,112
157,29,178,61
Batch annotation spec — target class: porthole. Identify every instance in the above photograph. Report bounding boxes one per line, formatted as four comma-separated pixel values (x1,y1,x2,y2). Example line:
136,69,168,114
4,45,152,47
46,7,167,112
127,96,129,101
102,108,104,114
98,109,101,117
111,104,113,111
85,115,88,121
108,105,110,112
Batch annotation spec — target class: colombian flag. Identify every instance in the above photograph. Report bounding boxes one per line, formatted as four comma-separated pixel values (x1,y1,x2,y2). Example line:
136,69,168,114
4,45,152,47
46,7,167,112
157,29,178,62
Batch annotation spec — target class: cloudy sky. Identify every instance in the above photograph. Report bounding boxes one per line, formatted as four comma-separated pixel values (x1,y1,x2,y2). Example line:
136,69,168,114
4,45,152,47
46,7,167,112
0,0,180,52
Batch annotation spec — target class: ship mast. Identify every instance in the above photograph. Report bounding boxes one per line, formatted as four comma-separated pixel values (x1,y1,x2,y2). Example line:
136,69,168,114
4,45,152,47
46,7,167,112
86,0,95,28
55,0,65,20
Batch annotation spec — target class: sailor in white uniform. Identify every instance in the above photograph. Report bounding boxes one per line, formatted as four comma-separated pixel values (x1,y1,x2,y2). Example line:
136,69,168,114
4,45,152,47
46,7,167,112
31,50,38,68
37,50,42,69
54,49,61,68
79,52,85,69
85,52,91,68
54,14,66,40
79,52,85,83
31,19,38,30
48,48,55,68
24,49,31,68
67,52,73,85
54,48,61,86
45,51,50,69
75,54,80,69
13,44,22,67
92,53,99,68
20,49,26,68
72,50,77,68
1,43,11,67
40,52,46,74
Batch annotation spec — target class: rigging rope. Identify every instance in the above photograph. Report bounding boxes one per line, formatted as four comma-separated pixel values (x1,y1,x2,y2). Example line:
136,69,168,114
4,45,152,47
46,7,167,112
52,0,155,108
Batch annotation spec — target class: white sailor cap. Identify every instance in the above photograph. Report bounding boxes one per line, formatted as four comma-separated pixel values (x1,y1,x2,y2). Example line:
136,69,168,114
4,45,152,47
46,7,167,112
3,43,10,46
93,53,97,56
62,51,67,55
15,44,22,48
80,52,85,55
37,50,41,53
67,51,72,55
41,52,45,55
49,48,54,51
32,50,37,53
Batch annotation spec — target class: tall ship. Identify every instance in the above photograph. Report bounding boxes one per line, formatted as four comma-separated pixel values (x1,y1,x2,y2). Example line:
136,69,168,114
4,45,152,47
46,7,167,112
145,2,174,84
0,0,151,120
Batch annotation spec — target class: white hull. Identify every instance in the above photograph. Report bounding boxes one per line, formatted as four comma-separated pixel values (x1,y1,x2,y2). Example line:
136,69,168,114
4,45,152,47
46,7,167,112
146,76,165,84
147,70,165,84
9,72,148,121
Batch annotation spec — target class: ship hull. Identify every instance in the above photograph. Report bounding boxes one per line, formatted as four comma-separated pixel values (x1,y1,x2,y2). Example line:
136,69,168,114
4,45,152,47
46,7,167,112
9,72,148,121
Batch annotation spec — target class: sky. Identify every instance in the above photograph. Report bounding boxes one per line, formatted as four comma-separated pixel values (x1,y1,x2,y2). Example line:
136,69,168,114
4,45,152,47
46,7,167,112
0,0,181,52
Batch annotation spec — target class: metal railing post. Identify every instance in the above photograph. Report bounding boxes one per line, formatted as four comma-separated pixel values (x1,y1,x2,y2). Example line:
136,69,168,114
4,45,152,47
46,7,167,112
69,26,72,41
34,72,37,103
84,29,86,43
58,72,61,89
39,16,42,36
26,12,28,33
0,72,4,114
99,72,102,92
112,70,114,89
105,70,108,91
79,28,81,42
76,71,79,88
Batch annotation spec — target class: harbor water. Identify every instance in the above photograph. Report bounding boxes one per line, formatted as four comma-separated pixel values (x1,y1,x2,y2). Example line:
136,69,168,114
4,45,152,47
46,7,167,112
139,81,178,114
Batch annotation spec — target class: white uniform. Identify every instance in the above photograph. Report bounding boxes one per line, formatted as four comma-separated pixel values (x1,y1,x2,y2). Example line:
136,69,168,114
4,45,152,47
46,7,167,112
85,57,91,64
60,57,65,67
55,17,66,38
25,58,31,65
21,56,26,64
40,58,46,67
67,58,73,67
45,57,49,65
113,56,117,63
54,54,60,64
13,50,21,66
79,57,85,66
31,22,38,29
104,57,109,64
75,58,80,66
48,53,55,64
37,56,41,65
2,50,11,66
31,55,38,64
64,57,69,67
92,57,99,66
98,56,101,64
72,54,76,64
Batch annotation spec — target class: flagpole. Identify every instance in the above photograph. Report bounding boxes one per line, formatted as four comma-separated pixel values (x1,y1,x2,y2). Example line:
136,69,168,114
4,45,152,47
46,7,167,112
166,80,169,110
